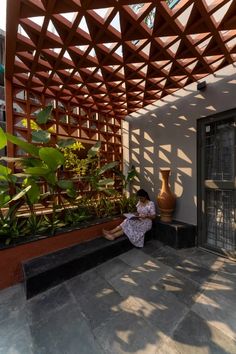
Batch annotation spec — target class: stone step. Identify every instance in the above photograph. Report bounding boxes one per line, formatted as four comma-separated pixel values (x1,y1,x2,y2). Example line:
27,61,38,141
22,236,133,299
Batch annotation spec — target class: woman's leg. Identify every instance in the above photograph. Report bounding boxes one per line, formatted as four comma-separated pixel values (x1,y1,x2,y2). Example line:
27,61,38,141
103,225,122,236
110,229,124,239
102,227,124,240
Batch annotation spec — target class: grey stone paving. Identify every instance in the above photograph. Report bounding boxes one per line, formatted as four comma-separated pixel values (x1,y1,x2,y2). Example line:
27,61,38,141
0,239,236,354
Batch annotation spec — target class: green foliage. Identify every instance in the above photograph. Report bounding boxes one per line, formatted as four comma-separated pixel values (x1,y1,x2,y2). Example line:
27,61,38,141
24,214,49,237
92,197,117,218
0,127,7,149
6,133,40,157
0,106,128,246
32,130,51,143
63,206,91,225
116,194,138,214
115,165,139,190
39,147,65,171
59,141,86,175
21,104,55,145
57,138,76,148
36,105,53,124
23,178,41,205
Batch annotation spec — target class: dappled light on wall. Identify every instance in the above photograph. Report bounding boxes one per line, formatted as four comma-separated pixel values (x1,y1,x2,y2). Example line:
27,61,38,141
177,149,192,164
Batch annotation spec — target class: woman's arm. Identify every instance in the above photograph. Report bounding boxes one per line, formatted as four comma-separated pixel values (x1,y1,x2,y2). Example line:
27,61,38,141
138,201,156,220
139,214,156,220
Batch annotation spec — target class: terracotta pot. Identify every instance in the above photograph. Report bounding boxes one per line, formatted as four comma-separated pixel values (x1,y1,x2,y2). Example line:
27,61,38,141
157,169,176,222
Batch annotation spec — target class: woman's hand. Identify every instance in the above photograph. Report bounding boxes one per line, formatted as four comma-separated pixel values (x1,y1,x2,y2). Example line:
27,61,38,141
138,214,147,219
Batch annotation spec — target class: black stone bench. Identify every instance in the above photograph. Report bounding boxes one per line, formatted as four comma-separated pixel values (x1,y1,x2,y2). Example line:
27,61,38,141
152,219,196,249
22,236,133,299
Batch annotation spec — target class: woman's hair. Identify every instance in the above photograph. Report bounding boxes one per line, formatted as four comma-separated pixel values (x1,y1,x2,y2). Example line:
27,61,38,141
136,189,150,200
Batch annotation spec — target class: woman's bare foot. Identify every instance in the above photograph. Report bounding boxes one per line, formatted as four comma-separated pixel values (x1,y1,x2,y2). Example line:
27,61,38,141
102,229,114,240
103,234,115,241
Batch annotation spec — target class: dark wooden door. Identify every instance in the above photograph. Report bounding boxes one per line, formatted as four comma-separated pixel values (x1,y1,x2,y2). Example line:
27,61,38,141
197,109,236,258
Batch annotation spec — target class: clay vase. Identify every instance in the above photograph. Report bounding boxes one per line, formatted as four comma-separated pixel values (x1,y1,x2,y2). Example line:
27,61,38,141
157,169,176,222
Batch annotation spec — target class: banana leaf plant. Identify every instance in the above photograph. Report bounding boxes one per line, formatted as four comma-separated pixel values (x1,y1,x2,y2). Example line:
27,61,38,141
115,165,139,191
0,126,76,236
72,141,118,198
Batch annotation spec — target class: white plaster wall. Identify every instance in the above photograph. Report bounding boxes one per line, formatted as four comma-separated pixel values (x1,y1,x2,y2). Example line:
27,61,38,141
124,64,236,225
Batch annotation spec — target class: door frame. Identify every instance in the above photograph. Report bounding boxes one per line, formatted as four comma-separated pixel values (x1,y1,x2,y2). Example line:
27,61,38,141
197,108,236,257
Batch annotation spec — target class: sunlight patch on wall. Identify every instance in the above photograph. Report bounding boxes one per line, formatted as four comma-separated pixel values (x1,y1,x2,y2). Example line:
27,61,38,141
177,167,192,177
144,132,154,143
132,129,140,135
145,146,154,153
131,134,140,145
144,167,154,182
159,151,171,164
175,181,183,197
177,148,192,164
206,105,217,111
178,115,187,121
144,151,153,163
160,144,171,152
188,127,196,132
131,151,140,163
194,94,205,100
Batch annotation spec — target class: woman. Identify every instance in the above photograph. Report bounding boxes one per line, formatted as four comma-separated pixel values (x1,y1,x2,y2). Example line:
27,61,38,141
103,189,156,248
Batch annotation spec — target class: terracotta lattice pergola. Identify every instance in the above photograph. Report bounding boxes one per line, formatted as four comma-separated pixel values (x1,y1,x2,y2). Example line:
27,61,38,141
6,0,236,117
4,0,236,161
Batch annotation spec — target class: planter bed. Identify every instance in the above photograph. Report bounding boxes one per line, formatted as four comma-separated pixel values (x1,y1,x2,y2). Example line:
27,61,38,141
0,216,123,290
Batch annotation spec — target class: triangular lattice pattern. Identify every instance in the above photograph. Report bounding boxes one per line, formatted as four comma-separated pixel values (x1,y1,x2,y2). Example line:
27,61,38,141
6,0,236,118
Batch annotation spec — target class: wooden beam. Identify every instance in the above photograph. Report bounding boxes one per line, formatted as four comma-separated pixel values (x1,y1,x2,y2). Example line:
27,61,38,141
5,0,21,80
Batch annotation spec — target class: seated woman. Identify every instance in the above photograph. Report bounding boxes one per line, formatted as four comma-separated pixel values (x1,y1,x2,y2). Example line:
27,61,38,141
103,189,156,248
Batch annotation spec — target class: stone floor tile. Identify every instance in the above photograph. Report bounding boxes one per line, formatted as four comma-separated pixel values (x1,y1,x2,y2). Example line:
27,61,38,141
0,283,25,323
108,268,188,337
172,310,236,354
177,248,225,271
158,269,202,307
142,239,163,256
74,286,123,329
118,248,161,268
118,250,172,285
130,289,188,337
0,311,31,354
192,292,236,341
219,259,236,276
0,245,235,354
66,268,105,298
27,283,75,325
29,321,57,354
0,327,33,354
174,260,215,285
151,246,183,268
96,257,132,281
107,267,159,299
31,304,104,354
93,311,159,354
133,259,172,284
201,271,236,291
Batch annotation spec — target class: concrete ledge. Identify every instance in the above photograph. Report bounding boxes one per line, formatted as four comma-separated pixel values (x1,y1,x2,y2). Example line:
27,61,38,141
22,236,133,299
153,219,196,249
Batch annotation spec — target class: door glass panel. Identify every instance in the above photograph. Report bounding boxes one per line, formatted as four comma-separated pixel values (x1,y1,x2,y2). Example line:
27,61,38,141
206,189,235,251
205,120,234,181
